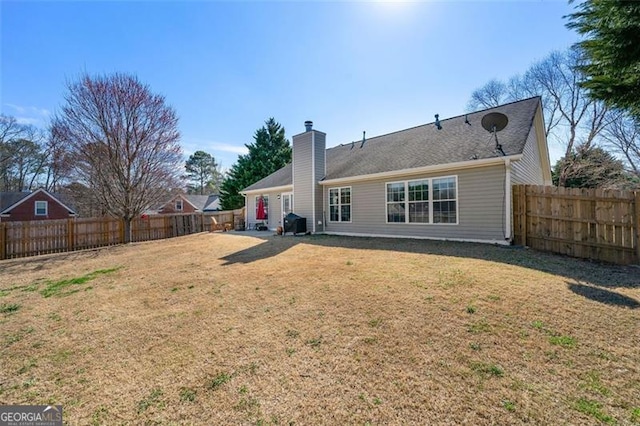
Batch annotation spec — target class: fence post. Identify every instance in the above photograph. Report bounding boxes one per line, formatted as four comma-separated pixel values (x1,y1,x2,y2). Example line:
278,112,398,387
635,191,640,264
67,218,75,251
0,223,5,260
521,185,528,247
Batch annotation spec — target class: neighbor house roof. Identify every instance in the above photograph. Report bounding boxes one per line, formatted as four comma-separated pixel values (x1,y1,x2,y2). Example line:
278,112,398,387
161,193,220,212
243,97,541,192
0,189,77,215
0,192,30,212
183,194,220,211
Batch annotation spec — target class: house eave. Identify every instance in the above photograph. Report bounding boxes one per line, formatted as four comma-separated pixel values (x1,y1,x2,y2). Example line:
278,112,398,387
319,155,523,186
241,184,293,195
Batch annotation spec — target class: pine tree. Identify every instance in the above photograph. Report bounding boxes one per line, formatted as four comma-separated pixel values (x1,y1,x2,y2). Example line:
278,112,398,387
567,0,640,117
220,118,291,210
185,150,222,195
552,144,629,189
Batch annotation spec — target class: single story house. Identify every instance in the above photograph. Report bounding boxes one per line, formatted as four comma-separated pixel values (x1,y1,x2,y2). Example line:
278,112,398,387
241,97,551,244
0,189,77,222
158,194,221,214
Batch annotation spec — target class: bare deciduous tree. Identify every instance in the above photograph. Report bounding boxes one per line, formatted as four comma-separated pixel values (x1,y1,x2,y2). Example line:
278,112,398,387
51,73,183,242
507,74,562,137
44,128,74,192
467,79,508,111
601,113,640,178
0,115,50,191
467,72,562,138
528,49,609,154
467,47,612,186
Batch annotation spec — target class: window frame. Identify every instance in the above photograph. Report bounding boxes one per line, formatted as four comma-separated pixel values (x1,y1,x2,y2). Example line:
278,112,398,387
385,175,458,225
175,199,183,211
281,192,293,217
328,186,352,223
34,200,48,216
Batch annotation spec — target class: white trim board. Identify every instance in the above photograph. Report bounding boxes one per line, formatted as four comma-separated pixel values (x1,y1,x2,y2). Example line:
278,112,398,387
321,231,510,246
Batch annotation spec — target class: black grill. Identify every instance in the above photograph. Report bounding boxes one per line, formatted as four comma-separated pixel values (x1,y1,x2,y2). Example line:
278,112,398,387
283,213,307,235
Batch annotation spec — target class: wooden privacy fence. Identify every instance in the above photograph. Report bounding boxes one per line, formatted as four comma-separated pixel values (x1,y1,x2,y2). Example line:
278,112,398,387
208,208,246,231
0,213,208,260
513,185,640,265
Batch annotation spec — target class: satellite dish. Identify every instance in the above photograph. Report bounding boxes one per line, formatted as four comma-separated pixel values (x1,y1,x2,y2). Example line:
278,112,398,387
481,112,508,156
481,112,508,132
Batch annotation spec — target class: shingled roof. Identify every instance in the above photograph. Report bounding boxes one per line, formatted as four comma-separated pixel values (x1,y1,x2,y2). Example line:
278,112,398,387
243,163,293,192
243,97,540,191
0,192,30,212
183,194,220,211
0,190,77,214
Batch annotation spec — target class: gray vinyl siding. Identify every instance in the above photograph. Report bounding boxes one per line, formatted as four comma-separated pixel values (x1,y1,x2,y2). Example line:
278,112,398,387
314,132,326,232
292,130,326,232
511,124,545,185
247,191,281,230
323,165,507,242
292,132,313,223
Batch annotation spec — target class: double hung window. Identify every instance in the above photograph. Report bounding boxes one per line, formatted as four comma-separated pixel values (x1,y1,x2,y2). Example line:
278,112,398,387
386,176,457,224
329,187,351,222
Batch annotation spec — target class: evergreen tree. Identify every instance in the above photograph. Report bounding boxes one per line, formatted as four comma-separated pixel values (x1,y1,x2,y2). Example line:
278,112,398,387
185,150,222,195
220,118,291,210
567,1,640,117
552,144,629,189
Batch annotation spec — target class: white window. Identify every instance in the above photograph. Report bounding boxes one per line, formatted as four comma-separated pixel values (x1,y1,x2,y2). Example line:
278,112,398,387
255,195,269,221
35,200,48,216
432,177,457,224
175,199,183,211
386,182,405,223
329,187,351,222
386,176,457,224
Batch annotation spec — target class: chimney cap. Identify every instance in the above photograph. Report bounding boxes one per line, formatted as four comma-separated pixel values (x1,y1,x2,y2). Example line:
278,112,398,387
304,120,313,131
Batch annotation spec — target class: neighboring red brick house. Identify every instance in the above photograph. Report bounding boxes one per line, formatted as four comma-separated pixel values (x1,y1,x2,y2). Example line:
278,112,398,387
158,194,220,214
0,189,77,222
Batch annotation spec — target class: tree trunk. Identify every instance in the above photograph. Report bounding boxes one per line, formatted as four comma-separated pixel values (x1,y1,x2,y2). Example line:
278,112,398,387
124,218,132,243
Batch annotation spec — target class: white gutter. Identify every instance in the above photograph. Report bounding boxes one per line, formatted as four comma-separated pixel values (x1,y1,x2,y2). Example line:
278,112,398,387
241,184,293,195
319,154,523,186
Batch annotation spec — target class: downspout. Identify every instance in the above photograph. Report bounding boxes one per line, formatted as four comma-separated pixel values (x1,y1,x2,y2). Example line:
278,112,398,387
504,158,512,242
243,194,247,230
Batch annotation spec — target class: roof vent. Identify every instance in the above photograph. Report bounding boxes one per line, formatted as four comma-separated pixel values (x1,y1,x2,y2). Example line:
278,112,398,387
434,114,442,130
304,121,313,132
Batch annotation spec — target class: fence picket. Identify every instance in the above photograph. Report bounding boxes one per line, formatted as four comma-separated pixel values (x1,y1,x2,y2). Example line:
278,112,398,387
0,223,5,260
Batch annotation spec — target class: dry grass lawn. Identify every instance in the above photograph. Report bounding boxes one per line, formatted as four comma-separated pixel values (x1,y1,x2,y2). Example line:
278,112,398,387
0,232,639,425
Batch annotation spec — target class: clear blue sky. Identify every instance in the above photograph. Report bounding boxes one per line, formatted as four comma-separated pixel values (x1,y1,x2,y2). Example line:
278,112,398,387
1,1,578,169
